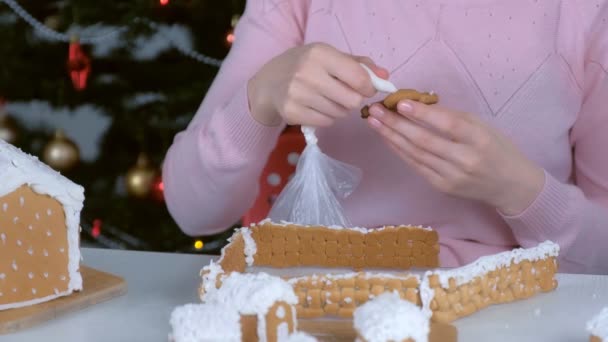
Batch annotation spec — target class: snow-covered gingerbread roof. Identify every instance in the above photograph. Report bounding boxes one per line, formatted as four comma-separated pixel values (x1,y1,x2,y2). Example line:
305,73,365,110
169,303,241,342
354,291,430,342
202,272,298,314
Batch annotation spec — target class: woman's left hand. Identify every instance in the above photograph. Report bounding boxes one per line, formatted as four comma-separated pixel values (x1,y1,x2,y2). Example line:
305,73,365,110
366,100,545,216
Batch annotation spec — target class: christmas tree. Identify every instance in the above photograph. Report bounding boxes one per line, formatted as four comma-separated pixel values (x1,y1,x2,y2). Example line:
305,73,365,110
0,0,245,253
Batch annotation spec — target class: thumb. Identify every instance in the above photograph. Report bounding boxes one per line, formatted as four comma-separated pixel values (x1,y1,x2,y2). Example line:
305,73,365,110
355,56,390,80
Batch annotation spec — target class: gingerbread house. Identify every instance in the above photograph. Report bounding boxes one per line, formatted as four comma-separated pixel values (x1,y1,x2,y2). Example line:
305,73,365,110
588,307,608,342
200,220,560,326
0,140,84,310
202,272,299,342
353,291,430,342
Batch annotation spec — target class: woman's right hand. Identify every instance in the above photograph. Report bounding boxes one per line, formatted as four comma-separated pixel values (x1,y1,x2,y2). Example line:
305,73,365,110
247,43,388,127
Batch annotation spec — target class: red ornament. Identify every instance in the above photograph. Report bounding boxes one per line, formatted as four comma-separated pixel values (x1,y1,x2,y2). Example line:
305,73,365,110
160,0,169,5
67,37,91,91
151,175,164,202
91,219,102,238
226,31,235,45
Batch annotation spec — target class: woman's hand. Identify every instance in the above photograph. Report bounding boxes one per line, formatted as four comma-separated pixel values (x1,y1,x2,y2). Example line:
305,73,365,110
248,43,388,126
366,100,546,216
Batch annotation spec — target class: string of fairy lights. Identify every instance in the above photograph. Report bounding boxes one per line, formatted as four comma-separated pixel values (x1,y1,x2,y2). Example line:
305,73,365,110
0,0,234,67
0,0,240,252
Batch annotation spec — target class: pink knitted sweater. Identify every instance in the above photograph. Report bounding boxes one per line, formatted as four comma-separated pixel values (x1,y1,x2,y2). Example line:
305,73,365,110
163,0,608,273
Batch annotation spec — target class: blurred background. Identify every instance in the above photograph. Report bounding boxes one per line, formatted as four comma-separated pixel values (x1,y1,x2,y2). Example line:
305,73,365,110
0,0,247,254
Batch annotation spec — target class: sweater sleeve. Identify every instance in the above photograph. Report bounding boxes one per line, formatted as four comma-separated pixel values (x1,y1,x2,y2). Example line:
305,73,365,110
500,3,608,274
162,0,309,236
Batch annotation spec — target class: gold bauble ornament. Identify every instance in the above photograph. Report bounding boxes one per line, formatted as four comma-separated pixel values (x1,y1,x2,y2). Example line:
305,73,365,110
125,153,157,198
0,114,19,144
42,129,80,171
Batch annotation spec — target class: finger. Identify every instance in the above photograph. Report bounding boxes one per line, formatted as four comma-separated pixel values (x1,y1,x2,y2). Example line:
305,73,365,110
367,116,455,177
285,104,335,127
354,56,390,80
368,103,469,166
383,137,445,187
306,92,350,119
396,100,476,144
309,71,365,110
323,50,377,97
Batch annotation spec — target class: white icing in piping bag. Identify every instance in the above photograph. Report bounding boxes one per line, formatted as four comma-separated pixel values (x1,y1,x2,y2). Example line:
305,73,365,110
360,63,398,93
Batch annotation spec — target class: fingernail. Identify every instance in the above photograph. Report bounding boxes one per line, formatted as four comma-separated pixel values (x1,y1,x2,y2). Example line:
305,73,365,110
369,105,383,118
368,117,382,128
397,101,413,114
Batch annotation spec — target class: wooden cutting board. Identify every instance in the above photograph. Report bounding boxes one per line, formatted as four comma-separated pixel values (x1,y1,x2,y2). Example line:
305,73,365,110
299,318,458,342
0,265,127,334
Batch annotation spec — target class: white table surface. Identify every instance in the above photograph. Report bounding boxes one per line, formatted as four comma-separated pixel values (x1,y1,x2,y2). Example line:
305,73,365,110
3,247,607,342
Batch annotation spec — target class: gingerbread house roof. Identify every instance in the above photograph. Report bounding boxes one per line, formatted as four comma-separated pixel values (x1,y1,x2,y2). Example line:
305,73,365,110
354,291,430,342
588,307,608,341
203,272,298,314
0,140,84,296
169,303,241,342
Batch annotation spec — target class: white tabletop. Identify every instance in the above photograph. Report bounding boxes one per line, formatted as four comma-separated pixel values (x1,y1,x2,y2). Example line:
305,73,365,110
3,248,607,342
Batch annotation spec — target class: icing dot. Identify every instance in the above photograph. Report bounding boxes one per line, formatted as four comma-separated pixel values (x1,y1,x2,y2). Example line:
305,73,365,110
43,249,49,257
1,233,5,244
13,217,18,224
59,248,65,253
43,272,49,278
27,247,33,255
12,288,17,293
28,225,33,230
35,213,40,220
60,275,66,281
267,173,281,186
47,209,52,216
287,153,300,166
0,273,5,279
344,297,352,303
11,260,18,271
16,240,22,246
46,230,52,237
19,196,24,207
0,293,2,297
2,203,7,212
54,288,59,295
28,272,34,279
32,288,37,295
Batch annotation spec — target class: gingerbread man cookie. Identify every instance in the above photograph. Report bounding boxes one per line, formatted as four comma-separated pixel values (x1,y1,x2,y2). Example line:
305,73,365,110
361,89,439,118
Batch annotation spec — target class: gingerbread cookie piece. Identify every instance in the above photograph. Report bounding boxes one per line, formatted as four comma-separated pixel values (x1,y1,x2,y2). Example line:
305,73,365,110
361,89,438,118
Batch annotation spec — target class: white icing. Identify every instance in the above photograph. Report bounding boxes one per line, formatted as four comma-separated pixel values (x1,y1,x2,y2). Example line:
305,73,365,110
354,292,430,342
169,303,241,342
46,230,52,236
277,322,290,341
28,272,33,279
426,241,559,288
27,246,33,255
239,227,257,266
59,247,65,253
28,225,33,230
1,233,5,244
276,305,286,319
35,212,40,220
588,307,608,339
19,196,24,206
0,140,84,293
344,297,352,304
2,203,6,211
13,217,18,224
0,273,5,279
43,249,48,257
16,239,21,246
534,308,541,317
11,260,17,271
31,288,36,295
47,209,52,216
43,272,48,278
256,218,433,233
204,272,297,342
0,289,72,311
282,332,318,342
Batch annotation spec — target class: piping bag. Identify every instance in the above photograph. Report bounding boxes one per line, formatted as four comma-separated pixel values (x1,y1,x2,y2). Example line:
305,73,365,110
267,64,398,227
